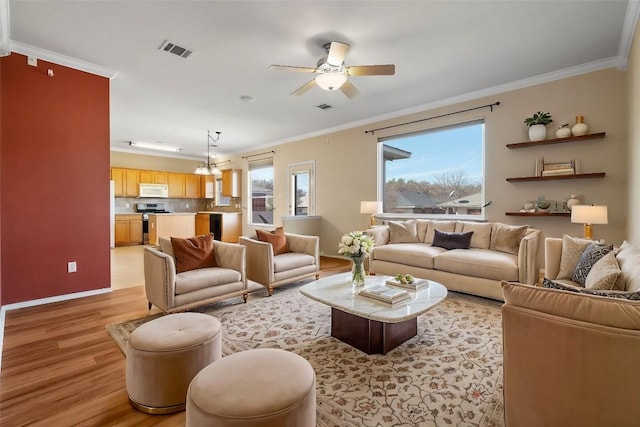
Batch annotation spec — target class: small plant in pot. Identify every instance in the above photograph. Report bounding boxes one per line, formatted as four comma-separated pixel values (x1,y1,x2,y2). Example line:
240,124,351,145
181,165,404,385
524,111,553,141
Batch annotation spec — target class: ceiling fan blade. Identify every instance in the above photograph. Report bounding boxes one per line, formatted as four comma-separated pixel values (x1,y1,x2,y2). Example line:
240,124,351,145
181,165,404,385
339,80,360,99
347,64,396,76
291,79,317,96
269,65,317,73
326,42,350,66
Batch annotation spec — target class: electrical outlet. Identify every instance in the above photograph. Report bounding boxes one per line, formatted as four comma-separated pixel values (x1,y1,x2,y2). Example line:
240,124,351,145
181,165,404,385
186,203,190,208
125,203,130,208
27,56,38,67
68,261,77,273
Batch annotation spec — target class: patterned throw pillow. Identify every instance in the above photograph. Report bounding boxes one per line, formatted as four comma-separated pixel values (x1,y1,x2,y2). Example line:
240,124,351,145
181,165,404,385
571,243,613,286
542,278,640,300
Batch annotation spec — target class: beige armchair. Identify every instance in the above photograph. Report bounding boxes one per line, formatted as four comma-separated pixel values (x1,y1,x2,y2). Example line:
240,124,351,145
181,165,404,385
144,237,248,313
238,232,320,296
501,281,640,426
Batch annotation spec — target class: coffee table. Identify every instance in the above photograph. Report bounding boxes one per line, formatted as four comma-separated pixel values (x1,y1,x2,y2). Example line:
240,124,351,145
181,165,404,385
300,273,447,354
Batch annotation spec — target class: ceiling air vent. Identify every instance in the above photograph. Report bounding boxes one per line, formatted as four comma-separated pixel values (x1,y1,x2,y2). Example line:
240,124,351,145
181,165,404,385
159,40,193,59
316,104,332,110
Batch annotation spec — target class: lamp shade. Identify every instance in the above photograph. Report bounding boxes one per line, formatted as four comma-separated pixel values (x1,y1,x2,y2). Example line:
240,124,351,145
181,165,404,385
571,205,608,224
360,201,382,215
315,72,347,91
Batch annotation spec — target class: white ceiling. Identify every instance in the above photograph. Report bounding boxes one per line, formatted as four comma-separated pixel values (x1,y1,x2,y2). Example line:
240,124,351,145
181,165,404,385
7,1,636,160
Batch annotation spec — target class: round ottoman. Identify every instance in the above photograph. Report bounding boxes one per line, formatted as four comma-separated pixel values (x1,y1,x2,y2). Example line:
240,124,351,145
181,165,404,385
186,348,316,427
126,312,222,414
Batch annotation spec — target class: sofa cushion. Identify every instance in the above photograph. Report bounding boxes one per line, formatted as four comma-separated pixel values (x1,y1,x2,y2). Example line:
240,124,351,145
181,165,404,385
372,243,446,269
424,221,456,244
171,234,217,273
616,241,640,292
273,252,315,273
256,227,290,255
456,221,492,249
502,281,640,330
388,220,419,243
432,230,473,250
434,248,518,281
175,267,241,295
490,223,529,255
571,243,613,286
557,235,592,280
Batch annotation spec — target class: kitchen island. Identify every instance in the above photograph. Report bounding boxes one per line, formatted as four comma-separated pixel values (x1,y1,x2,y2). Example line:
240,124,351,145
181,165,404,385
148,213,196,245
196,211,242,243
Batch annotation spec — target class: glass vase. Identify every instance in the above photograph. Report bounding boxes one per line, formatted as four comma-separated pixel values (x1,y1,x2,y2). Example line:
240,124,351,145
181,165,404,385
351,255,366,287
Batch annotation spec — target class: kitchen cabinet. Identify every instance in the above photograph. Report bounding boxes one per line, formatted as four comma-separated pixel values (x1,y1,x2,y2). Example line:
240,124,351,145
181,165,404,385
153,171,168,184
111,168,138,197
138,170,153,183
115,214,143,246
201,175,215,198
168,173,185,198
185,174,201,198
196,212,242,242
148,213,196,245
139,170,169,184
222,169,241,198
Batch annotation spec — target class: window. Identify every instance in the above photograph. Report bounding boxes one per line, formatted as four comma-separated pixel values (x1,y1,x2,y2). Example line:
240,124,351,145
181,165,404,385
288,161,315,216
248,159,274,225
380,120,484,216
215,178,230,206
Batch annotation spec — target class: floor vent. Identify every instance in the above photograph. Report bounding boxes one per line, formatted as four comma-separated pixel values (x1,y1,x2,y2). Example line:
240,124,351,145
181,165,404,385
316,104,332,110
158,40,193,59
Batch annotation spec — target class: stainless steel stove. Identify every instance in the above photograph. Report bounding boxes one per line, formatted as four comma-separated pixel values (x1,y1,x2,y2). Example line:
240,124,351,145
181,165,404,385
136,203,171,243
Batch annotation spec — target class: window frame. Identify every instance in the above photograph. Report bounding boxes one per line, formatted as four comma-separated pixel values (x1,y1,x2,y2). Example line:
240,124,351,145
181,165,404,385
247,159,274,226
288,161,315,216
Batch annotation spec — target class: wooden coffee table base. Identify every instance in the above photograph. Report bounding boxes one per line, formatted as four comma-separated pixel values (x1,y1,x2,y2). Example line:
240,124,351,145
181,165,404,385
330,308,418,355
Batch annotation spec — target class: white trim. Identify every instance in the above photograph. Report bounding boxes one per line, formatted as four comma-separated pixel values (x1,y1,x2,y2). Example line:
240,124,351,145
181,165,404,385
110,146,203,162
0,0,10,57
617,0,640,70
9,41,118,79
0,287,111,372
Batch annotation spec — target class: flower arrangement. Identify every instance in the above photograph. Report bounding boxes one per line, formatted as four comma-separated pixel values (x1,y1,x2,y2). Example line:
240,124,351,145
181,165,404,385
338,231,374,258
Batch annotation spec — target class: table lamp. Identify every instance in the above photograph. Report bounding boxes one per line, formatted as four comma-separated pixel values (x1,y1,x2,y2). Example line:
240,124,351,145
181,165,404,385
571,205,608,239
360,201,382,226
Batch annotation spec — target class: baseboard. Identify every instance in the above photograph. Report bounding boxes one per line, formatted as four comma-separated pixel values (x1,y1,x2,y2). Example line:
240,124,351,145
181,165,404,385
0,287,111,372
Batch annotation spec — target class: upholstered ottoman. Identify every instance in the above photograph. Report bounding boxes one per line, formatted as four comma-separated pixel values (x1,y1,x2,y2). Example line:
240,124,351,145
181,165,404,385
186,348,316,426
126,312,222,414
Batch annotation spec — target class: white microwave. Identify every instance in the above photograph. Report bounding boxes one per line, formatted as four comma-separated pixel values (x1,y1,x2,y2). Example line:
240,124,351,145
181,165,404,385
139,183,169,198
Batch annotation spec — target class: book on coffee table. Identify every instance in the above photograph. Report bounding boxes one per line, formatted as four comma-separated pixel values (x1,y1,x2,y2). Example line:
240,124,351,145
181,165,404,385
359,285,411,305
385,278,429,291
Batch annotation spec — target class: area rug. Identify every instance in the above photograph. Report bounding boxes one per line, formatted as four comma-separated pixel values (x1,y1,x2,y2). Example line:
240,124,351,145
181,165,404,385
107,283,505,426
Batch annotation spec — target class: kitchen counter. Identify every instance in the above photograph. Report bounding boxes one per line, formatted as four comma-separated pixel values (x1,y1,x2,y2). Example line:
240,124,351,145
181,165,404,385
196,212,242,242
149,212,197,216
197,211,242,214
148,213,196,244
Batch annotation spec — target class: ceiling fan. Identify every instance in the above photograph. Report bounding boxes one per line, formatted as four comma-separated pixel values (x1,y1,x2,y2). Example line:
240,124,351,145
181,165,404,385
269,41,395,99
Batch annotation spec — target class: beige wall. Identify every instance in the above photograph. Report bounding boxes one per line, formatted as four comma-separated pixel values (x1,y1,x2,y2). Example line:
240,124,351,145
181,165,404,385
628,19,640,243
233,68,628,258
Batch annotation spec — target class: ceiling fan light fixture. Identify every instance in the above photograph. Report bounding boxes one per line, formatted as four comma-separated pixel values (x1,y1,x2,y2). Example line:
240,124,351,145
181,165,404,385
315,72,347,91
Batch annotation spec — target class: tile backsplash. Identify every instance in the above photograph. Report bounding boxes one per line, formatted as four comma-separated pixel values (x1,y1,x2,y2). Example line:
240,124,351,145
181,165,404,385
114,197,242,213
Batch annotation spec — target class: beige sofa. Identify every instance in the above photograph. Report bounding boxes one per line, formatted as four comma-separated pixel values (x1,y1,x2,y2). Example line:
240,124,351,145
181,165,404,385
501,281,640,426
365,220,540,301
144,237,248,313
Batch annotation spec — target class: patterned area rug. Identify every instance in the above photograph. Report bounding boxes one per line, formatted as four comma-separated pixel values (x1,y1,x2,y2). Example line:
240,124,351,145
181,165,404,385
106,282,505,426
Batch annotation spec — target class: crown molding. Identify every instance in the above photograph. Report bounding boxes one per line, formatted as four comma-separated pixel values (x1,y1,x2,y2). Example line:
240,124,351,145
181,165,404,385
617,0,640,70
110,146,203,162
9,40,118,79
0,0,9,57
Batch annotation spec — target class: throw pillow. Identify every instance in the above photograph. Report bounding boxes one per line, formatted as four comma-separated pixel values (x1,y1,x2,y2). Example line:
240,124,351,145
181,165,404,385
571,243,613,286
432,230,473,250
388,220,419,243
542,277,640,300
585,251,621,290
556,235,593,280
424,221,456,244
490,223,529,255
171,234,217,273
256,227,290,255
616,241,640,292
456,221,492,249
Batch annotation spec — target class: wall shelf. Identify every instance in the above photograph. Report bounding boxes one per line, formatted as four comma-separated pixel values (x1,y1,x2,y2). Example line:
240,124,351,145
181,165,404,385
506,132,606,149
505,212,570,217
506,172,605,182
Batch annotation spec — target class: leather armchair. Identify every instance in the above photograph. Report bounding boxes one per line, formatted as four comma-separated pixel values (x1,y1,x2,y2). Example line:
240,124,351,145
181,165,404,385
238,232,320,296
144,237,248,313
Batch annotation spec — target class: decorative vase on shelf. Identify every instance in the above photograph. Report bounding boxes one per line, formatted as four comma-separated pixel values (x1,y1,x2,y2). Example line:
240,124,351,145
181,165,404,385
351,255,366,287
566,194,581,211
528,124,547,141
556,125,572,138
571,115,589,136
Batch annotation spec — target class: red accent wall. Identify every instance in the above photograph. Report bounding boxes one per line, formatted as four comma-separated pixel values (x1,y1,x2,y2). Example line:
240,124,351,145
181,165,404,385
0,53,110,304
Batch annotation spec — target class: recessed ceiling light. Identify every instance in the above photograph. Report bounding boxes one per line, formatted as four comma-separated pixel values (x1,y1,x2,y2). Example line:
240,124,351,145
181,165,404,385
240,95,255,102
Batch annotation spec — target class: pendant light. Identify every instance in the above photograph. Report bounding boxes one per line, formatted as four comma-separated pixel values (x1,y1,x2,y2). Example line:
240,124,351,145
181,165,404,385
195,130,221,175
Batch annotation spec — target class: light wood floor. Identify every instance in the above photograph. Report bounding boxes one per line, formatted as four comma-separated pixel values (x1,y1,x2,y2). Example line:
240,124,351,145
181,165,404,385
0,254,349,426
